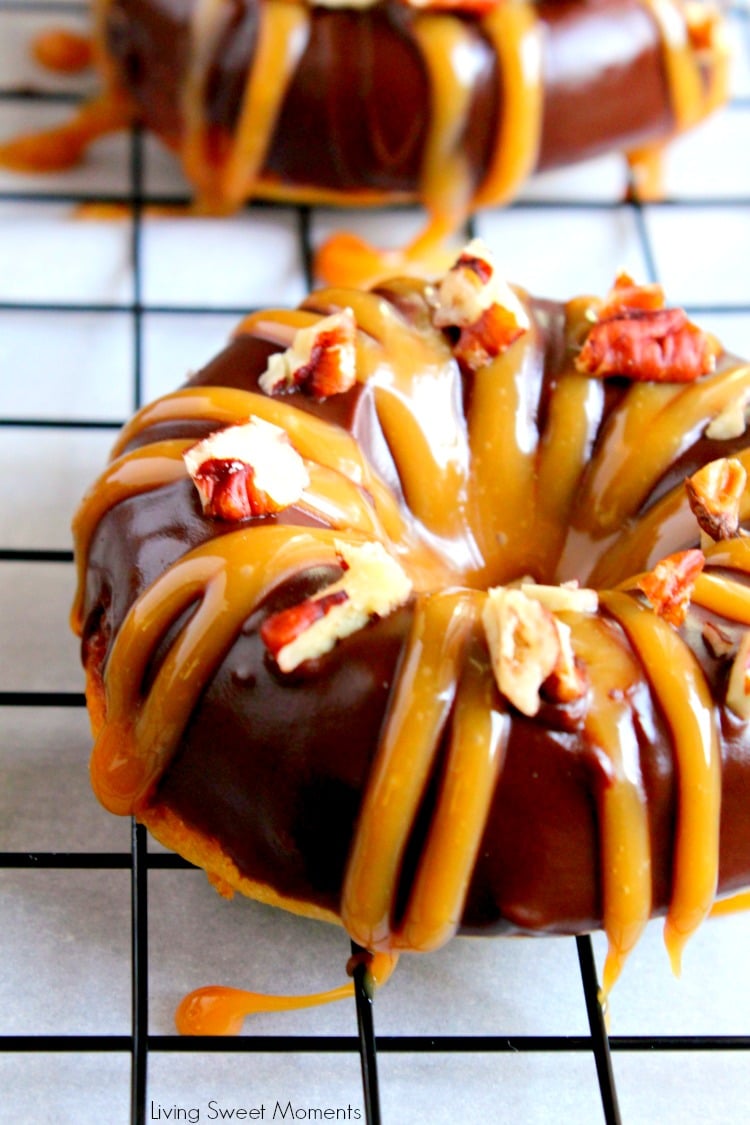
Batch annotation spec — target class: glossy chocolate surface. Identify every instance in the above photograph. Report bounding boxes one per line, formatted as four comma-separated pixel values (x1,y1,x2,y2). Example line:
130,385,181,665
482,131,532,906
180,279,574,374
104,0,673,195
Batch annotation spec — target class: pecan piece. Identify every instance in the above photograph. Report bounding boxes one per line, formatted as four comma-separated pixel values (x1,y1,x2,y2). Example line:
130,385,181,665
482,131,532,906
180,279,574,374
637,548,705,627
261,540,412,673
575,274,719,383
183,416,309,521
686,457,747,541
727,632,750,720
430,238,529,371
483,587,588,716
259,308,357,399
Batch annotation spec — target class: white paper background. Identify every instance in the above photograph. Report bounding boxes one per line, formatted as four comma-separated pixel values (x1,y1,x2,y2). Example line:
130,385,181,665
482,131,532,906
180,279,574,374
2,3,750,1123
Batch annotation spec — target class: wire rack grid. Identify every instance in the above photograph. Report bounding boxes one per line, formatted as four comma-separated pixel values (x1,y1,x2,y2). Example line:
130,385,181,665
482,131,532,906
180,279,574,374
2,2,750,1123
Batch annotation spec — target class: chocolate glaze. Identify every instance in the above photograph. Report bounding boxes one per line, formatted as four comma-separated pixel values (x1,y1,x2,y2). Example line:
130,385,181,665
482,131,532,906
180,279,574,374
81,294,750,937
104,0,673,196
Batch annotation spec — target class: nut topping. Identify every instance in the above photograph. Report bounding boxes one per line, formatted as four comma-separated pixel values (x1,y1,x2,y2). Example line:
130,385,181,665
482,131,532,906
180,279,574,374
519,579,599,615
575,272,719,383
184,416,309,521
430,238,530,371
636,548,705,627
686,457,747,542
705,394,750,441
702,620,737,661
259,308,357,399
483,587,587,717
726,631,750,720
261,539,412,673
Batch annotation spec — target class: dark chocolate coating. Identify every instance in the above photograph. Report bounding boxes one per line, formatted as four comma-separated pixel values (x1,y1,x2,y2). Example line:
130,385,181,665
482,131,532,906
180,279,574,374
103,0,674,197
81,298,750,937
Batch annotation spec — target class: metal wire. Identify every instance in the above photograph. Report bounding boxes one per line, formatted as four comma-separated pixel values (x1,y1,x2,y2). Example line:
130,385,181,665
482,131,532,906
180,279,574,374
2,3,750,1122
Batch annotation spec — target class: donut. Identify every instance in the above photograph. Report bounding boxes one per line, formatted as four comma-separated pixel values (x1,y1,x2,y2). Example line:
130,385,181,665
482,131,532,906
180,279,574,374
71,244,750,1017
1,0,730,282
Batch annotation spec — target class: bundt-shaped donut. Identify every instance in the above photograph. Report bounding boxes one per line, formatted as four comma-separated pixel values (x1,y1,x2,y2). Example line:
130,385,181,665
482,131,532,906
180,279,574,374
72,247,750,1004
1,0,730,281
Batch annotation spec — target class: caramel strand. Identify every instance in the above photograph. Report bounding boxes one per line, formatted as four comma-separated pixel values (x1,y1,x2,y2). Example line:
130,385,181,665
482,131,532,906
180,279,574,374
175,952,398,1035
573,614,652,998
602,590,721,974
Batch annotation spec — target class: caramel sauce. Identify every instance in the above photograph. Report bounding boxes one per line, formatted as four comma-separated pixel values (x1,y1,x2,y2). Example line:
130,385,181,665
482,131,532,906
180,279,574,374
32,29,93,73
72,281,750,1000
628,0,730,199
175,952,397,1035
0,94,130,174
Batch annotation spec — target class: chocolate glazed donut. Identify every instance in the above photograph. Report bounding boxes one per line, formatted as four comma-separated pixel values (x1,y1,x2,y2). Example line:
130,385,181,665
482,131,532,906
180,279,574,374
0,0,728,283
72,257,750,1011
98,0,729,279
105,0,673,194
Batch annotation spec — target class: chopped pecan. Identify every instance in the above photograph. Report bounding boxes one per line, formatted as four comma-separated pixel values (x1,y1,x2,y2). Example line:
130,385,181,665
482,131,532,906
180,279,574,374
430,238,529,371
183,416,309,521
686,457,747,541
702,620,738,660
520,580,599,615
483,587,587,716
726,631,750,720
259,308,357,400
261,590,349,658
261,539,412,673
705,394,750,441
597,271,665,319
543,618,590,705
575,274,719,383
637,548,705,627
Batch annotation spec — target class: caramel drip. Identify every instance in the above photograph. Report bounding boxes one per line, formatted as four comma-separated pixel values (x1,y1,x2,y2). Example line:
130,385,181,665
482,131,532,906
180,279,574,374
175,952,397,1035
628,0,730,197
32,30,93,74
464,319,542,584
217,0,310,209
573,615,652,998
474,0,543,207
312,1,543,285
643,0,724,132
89,526,351,815
575,360,750,540
710,890,750,918
0,94,131,174
394,620,508,952
182,0,236,202
409,15,479,242
177,983,352,1035
183,0,310,209
602,590,721,974
340,591,482,951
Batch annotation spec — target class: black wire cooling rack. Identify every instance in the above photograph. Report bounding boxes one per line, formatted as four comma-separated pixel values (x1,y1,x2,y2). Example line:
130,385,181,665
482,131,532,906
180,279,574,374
2,3,750,1122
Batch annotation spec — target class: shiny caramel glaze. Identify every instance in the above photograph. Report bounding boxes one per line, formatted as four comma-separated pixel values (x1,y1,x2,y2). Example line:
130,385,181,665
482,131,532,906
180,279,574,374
73,279,750,994
1,0,729,279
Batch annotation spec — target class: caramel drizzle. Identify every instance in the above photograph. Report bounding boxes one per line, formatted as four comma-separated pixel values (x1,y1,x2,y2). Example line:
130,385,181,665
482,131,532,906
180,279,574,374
175,951,397,1035
602,590,722,975
342,592,508,953
574,359,750,543
73,285,747,985
572,614,652,998
629,0,730,196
